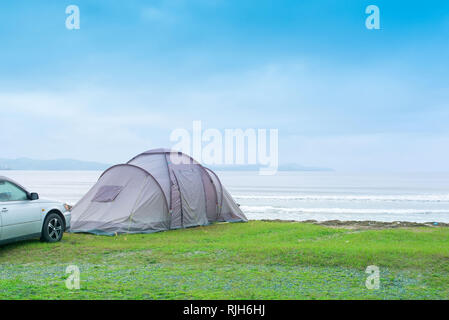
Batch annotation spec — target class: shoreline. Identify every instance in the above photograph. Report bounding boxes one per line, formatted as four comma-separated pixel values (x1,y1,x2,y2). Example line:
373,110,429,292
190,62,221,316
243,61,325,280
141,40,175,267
257,219,449,229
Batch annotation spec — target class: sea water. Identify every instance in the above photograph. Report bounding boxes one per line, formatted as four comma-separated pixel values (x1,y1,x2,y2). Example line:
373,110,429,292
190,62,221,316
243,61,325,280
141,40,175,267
1,170,449,223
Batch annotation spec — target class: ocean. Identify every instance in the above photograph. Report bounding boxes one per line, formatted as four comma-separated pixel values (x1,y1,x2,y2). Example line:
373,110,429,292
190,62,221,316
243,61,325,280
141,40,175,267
1,170,449,223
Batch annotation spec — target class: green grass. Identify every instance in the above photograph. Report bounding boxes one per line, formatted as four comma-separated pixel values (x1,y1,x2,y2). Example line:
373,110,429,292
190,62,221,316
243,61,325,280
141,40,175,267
0,221,448,299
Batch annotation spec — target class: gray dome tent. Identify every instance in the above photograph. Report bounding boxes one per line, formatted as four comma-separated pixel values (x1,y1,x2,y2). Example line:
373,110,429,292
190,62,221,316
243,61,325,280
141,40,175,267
70,149,247,235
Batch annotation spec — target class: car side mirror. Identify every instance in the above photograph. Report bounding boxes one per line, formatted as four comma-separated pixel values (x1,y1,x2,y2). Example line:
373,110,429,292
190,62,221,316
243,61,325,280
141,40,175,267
29,192,39,200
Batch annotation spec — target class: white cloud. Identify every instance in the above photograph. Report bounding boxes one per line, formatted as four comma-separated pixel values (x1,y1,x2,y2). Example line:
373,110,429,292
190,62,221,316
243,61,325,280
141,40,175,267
0,90,174,162
285,133,449,172
1,60,448,171
141,7,175,24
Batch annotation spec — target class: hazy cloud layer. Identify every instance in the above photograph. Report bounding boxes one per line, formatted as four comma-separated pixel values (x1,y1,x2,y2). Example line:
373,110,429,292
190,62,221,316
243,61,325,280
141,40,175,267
0,0,448,171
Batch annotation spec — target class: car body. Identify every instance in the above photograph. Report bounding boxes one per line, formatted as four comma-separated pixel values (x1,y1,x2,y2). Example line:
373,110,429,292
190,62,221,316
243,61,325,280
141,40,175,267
0,176,71,245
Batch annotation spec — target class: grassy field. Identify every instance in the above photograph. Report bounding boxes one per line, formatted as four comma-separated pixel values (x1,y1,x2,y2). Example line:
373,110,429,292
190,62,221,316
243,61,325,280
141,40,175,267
0,220,448,299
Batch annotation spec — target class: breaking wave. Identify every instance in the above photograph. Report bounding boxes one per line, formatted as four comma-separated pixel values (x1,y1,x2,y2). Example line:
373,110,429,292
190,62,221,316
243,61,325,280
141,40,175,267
234,194,449,202
240,206,449,215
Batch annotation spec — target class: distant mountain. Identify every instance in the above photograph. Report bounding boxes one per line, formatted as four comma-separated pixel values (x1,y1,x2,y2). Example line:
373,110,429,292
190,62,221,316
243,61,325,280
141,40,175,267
0,158,332,172
278,163,333,172
0,158,110,171
208,163,333,172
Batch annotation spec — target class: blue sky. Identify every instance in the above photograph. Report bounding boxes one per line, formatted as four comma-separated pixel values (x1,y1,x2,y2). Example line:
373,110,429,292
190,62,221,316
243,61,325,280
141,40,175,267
0,0,448,171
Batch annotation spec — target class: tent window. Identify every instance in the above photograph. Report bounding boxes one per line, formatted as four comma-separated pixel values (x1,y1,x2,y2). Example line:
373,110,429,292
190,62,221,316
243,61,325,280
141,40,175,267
92,185,123,202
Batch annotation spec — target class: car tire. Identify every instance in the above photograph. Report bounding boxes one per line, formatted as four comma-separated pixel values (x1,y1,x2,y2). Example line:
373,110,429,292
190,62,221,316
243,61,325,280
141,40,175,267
41,213,64,243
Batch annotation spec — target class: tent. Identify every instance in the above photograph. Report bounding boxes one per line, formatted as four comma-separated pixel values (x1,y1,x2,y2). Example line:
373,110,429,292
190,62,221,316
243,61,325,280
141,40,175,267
70,149,247,235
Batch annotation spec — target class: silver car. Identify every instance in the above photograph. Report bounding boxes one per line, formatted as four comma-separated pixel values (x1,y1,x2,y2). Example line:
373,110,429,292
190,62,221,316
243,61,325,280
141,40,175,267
0,176,71,245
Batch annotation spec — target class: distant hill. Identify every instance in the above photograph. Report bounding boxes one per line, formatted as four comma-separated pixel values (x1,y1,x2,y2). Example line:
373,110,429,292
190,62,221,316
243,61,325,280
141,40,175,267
0,158,332,172
278,163,333,172
0,158,110,171
209,163,333,172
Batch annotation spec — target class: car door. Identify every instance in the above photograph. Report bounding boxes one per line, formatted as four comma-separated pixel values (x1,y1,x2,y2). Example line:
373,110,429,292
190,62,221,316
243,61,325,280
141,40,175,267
0,180,42,241
0,203,4,239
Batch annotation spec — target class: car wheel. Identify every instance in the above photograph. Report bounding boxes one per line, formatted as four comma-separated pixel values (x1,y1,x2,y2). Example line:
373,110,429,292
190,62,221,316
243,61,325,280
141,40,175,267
42,213,64,243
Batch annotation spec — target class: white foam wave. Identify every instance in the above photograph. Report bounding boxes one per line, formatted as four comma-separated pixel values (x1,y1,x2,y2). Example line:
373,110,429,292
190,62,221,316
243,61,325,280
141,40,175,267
235,194,449,202
240,206,449,215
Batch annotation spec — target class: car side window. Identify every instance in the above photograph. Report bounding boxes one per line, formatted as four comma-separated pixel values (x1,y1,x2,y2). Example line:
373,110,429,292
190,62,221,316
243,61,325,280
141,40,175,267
0,181,28,202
